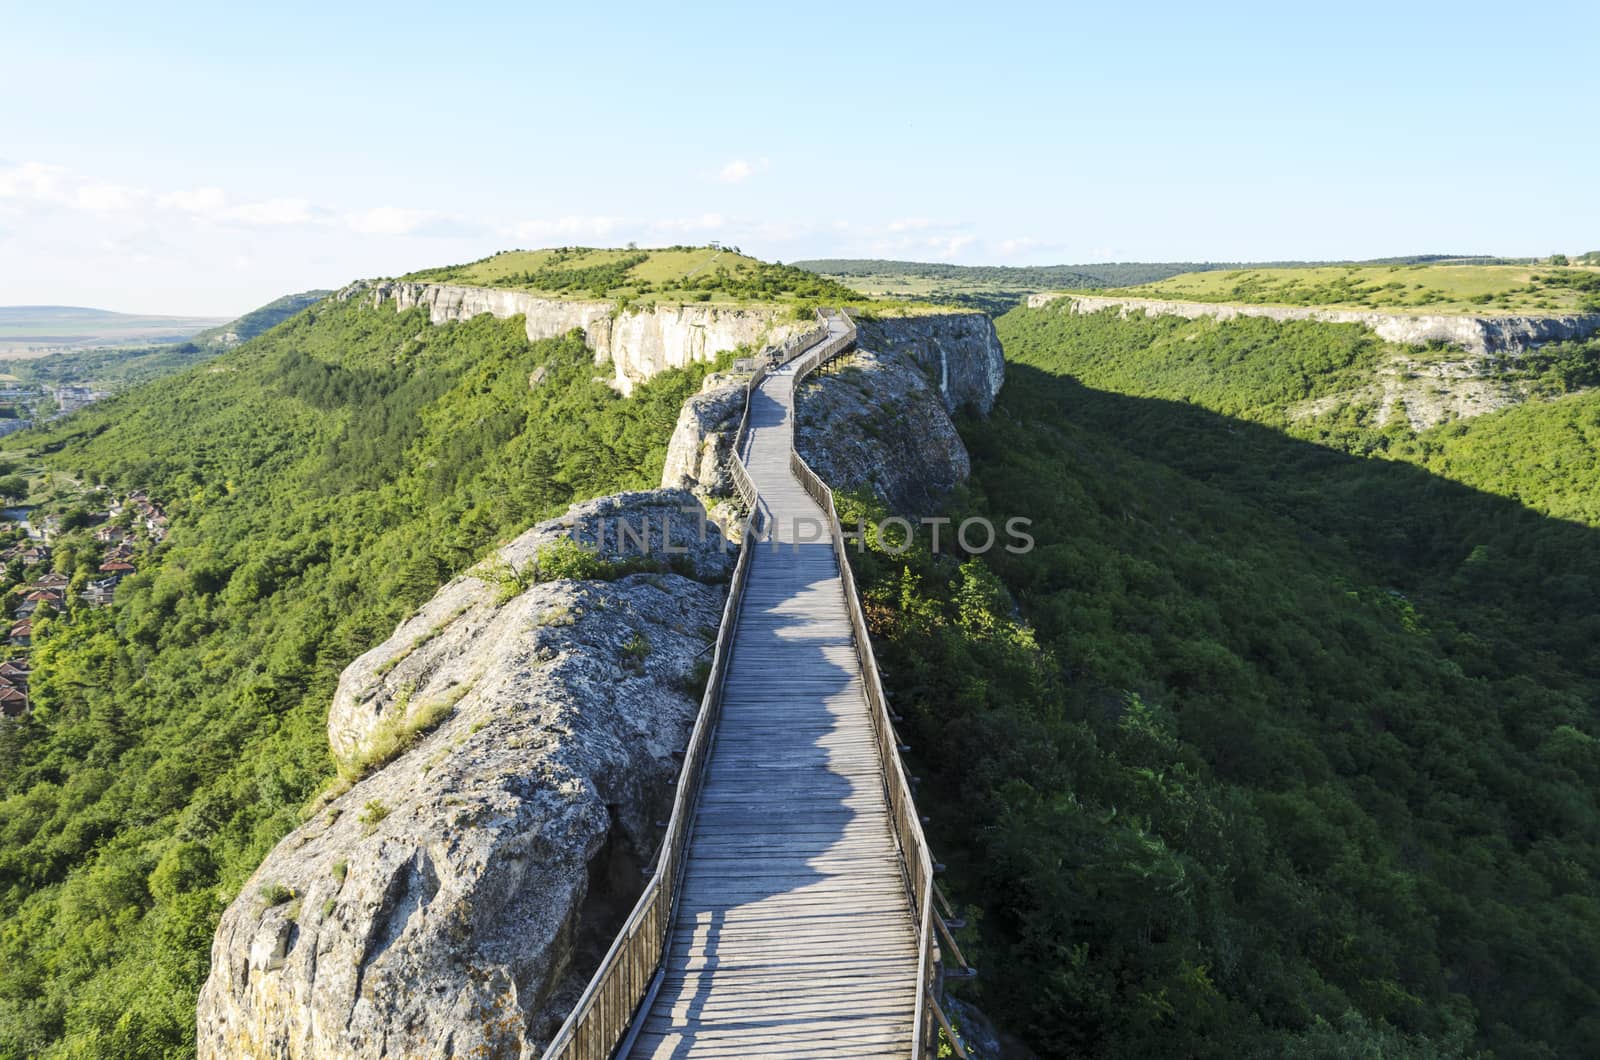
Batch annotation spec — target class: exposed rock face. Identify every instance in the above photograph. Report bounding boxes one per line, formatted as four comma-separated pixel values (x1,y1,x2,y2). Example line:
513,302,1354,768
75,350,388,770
1029,292,1600,357
659,371,751,500
855,312,1006,413
795,347,972,514
340,281,803,394
197,490,732,1060
1289,352,1531,431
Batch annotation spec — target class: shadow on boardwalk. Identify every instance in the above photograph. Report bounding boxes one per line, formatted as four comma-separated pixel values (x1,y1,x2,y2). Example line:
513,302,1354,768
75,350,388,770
629,360,919,1056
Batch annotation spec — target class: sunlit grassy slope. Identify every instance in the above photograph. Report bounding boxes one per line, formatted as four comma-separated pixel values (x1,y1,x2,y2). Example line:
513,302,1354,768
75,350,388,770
1100,263,1600,315
399,245,868,308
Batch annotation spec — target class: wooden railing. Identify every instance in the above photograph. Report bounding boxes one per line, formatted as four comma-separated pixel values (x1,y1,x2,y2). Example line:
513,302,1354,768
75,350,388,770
788,308,972,1058
540,308,969,1060
539,522,754,1059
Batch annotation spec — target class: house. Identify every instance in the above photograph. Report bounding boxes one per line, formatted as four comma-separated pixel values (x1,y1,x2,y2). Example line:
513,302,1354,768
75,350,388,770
34,572,69,590
19,546,49,566
0,660,29,690
0,684,26,717
8,620,31,647
27,514,61,541
13,588,61,619
99,560,136,577
83,578,118,607
94,525,126,545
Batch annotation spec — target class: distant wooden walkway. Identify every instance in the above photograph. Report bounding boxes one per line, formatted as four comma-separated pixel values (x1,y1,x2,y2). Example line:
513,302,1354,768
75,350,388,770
626,317,919,1057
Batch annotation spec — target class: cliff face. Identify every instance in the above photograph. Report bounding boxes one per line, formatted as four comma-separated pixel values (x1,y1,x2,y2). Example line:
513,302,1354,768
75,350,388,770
342,281,803,394
196,491,732,1059
196,299,1005,1057
662,312,1003,512
658,371,750,502
855,312,1006,413
1030,292,1600,356
794,347,972,514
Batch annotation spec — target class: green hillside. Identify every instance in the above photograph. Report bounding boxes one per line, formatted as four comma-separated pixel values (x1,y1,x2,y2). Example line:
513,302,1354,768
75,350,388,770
0,291,332,389
795,256,1528,314
402,244,864,308
845,304,1600,1057
0,307,227,354
187,290,331,348
0,296,726,1057
1100,263,1600,314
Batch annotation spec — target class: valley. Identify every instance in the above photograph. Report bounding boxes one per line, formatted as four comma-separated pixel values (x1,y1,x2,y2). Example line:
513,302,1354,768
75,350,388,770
0,249,1597,1059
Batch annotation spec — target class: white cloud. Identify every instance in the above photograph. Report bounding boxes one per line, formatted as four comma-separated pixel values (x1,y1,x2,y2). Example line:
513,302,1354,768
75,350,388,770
344,206,436,236
224,197,314,226
72,181,142,212
928,235,975,258
995,237,1041,256
716,158,768,183
0,162,144,213
160,186,229,214
504,215,625,242
652,213,727,236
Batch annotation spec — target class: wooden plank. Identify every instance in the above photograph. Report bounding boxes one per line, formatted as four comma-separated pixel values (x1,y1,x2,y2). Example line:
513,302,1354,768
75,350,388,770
627,324,918,1059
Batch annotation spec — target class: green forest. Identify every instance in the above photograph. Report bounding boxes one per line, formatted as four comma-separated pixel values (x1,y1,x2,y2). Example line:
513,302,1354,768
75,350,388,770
792,257,1527,314
3,284,1598,1058
837,304,1600,1058
0,296,726,1058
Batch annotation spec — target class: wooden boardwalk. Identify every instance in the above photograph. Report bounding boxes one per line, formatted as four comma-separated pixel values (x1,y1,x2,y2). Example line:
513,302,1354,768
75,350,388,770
627,320,919,1057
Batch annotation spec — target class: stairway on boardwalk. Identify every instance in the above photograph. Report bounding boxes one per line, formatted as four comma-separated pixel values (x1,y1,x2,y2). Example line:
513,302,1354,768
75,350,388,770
626,324,919,1057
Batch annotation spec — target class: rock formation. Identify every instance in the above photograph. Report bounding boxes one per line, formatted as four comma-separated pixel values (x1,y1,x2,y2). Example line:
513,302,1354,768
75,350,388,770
855,312,1006,413
1030,292,1600,357
340,281,806,395
794,347,972,514
197,294,1010,1058
196,490,732,1059
658,371,751,502
663,313,1002,513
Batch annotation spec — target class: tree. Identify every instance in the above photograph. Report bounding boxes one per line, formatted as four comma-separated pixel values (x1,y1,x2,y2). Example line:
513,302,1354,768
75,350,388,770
1549,253,1570,266
0,475,27,500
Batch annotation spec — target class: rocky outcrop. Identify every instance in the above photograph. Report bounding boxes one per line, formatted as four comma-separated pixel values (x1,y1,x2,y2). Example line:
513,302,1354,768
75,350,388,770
1029,292,1600,356
795,347,972,514
197,490,733,1060
1289,353,1530,431
659,371,750,500
855,312,1005,413
339,281,803,394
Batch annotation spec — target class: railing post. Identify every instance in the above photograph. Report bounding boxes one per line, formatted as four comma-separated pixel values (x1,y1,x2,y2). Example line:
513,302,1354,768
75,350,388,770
543,309,960,1060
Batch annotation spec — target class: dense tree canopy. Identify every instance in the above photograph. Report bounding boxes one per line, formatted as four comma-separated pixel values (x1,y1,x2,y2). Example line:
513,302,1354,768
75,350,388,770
845,305,1600,1058
0,298,726,1058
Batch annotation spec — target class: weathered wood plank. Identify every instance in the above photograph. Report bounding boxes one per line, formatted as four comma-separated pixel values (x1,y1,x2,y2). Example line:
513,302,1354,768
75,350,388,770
627,328,916,1059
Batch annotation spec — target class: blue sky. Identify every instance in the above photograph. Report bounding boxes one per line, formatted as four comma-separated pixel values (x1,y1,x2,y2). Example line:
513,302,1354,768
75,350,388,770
2,0,1593,315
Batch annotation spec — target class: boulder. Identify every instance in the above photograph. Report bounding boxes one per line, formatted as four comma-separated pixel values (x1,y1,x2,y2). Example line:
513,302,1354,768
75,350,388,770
197,491,731,1059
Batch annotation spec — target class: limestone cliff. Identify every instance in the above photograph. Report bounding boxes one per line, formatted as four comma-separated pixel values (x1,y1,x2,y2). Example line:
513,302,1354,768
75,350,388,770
662,312,1002,511
658,370,751,502
1030,292,1600,357
340,280,804,394
854,312,1006,413
794,347,972,514
196,490,733,1059
1029,292,1600,430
